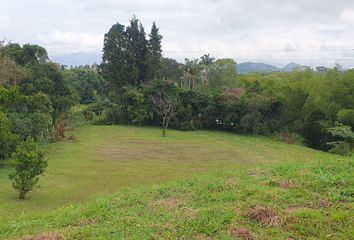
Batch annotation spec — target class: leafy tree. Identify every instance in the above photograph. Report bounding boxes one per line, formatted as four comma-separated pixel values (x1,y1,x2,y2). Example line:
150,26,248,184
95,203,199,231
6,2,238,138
0,56,28,86
181,58,201,90
121,86,149,125
337,109,354,128
0,43,48,66
240,94,273,134
207,59,237,91
62,67,107,104
101,22,129,91
0,112,18,160
200,54,215,83
160,57,183,82
9,139,47,199
26,63,76,122
8,113,33,140
126,17,148,85
147,22,163,81
327,123,354,156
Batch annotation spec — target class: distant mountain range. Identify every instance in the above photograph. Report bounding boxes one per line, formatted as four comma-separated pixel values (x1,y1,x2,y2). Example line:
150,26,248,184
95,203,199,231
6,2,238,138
50,53,309,74
238,62,308,74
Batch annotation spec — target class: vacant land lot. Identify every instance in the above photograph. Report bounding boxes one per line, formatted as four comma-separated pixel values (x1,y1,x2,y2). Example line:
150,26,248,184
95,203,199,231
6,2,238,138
0,126,354,240
1,126,352,239
0,125,329,219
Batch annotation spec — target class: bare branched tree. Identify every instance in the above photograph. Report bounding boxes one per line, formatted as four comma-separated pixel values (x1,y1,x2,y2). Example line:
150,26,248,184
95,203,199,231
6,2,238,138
150,93,178,137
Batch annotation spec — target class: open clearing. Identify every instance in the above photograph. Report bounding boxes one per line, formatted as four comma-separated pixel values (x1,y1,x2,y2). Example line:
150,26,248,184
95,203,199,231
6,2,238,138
0,125,325,219
0,126,353,239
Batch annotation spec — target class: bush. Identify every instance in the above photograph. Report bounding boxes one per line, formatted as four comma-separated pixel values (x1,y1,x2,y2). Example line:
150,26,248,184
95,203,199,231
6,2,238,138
337,109,354,129
65,111,86,130
29,113,52,139
9,139,48,199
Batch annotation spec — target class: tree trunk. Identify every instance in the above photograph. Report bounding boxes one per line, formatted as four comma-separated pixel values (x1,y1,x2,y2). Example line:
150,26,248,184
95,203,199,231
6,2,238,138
19,190,26,200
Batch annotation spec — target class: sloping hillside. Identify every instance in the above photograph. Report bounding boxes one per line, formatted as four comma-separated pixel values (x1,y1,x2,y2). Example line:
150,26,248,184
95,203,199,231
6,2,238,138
1,155,353,239
0,126,352,239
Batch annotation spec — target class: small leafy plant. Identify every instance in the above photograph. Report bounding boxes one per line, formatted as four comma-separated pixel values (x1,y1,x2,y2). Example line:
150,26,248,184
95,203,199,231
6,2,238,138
9,139,48,200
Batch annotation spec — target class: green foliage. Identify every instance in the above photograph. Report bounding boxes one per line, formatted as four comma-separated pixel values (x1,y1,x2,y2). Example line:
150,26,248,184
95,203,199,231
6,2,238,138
206,58,237,91
337,109,354,128
29,113,52,139
0,87,53,140
160,58,183,82
0,43,48,66
62,67,107,104
0,56,28,87
9,139,47,199
101,17,161,92
147,22,163,80
65,110,86,130
123,87,149,125
327,123,354,156
101,22,128,90
0,112,18,160
8,113,33,139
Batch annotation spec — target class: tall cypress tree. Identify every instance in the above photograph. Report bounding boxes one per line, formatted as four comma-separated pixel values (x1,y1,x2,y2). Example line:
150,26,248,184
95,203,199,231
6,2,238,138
138,23,148,83
101,18,159,90
126,17,148,85
101,22,128,91
147,22,163,81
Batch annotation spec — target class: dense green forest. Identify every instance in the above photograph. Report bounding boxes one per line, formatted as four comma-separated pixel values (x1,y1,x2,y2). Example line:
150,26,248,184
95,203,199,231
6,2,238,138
0,17,354,198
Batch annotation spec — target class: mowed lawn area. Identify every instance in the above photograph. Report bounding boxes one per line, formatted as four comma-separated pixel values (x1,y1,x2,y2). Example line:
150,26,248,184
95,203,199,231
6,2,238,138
0,125,332,220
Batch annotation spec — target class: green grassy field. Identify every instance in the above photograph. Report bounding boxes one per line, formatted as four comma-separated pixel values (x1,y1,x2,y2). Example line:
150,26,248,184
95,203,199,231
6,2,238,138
0,125,353,239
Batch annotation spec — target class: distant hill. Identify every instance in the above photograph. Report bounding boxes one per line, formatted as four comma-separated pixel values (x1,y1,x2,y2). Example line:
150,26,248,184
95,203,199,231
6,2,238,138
238,61,308,74
281,62,303,72
238,62,279,74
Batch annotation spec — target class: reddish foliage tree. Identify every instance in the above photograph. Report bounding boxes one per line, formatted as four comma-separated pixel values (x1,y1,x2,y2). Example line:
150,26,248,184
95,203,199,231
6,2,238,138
53,114,65,141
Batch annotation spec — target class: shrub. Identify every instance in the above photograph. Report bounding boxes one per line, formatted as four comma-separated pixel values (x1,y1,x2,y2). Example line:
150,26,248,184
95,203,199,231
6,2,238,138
65,111,86,130
9,139,48,199
337,109,354,129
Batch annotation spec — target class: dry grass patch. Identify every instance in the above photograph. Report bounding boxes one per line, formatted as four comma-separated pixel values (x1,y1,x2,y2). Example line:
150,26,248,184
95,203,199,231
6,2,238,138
22,233,63,240
149,197,183,209
249,169,268,177
193,232,213,240
73,217,99,227
248,206,283,227
230,228,254,240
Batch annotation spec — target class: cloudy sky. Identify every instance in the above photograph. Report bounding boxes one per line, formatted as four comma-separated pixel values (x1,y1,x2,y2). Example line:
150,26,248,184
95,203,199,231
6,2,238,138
1,0,354,67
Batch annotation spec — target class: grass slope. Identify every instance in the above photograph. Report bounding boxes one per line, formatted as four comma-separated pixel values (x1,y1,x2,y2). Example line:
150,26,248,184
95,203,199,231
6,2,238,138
0,125,352,239
1,156,353,239
0,125,327,220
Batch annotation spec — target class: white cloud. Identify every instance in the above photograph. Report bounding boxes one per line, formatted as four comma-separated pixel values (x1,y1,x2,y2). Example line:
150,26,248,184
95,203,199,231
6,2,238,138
38,30,102,54
0,16,11,30
340,9,354,23
2,0,354,67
